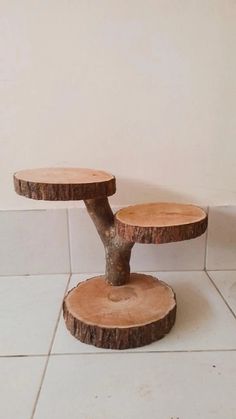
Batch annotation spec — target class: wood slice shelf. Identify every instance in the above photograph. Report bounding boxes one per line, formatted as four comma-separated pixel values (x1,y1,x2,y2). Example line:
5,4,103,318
63,273,176,349
13,167,208,350
115,202,207,244
14,168,116,200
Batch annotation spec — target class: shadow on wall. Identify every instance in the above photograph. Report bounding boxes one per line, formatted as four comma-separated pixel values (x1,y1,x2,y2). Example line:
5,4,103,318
206,206,236,269
110,177,201,206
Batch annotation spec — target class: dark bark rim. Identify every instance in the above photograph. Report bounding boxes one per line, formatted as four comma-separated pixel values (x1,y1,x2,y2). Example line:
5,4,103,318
13,175,116,201
115,215,208,244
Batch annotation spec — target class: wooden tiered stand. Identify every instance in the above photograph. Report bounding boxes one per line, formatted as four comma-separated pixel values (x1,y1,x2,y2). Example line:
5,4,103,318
14,168,208,349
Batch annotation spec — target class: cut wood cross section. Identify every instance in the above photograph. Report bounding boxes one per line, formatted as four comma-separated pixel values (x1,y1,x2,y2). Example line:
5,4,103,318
14,168,116,200
13,167,208,349
115,202,207,244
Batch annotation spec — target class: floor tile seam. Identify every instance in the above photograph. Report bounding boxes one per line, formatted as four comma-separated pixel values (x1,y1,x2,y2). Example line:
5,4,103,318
70,269,208,275
205,270,236,321
206,269,236,272
0,354,48,358
47,273,72,356
30,355,50,419
0,272,71,278
29,275,72,419
204,207,210,270
1,348,236,358
49,348,236,356
0,270,235,279
66,208,72,274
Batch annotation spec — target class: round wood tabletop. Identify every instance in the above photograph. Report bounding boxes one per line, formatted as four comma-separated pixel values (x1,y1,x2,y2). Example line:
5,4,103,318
63,273,176,349
14,168,116,201
115,202,208,244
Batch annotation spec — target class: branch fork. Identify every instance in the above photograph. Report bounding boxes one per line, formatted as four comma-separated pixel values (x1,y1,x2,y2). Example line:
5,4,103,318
84,198,134,286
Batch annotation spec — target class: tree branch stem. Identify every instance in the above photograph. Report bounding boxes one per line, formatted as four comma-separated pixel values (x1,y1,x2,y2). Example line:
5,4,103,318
84,198,134,285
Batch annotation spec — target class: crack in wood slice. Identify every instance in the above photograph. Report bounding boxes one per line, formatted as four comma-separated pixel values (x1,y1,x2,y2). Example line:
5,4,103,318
115,202,208,244
14,168,116,201
63,273,176,349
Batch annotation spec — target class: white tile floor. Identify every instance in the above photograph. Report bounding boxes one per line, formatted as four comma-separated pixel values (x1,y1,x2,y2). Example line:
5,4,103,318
0,271,236,419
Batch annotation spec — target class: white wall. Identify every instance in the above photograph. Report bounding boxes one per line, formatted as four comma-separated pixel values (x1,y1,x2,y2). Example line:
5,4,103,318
1,0,236,210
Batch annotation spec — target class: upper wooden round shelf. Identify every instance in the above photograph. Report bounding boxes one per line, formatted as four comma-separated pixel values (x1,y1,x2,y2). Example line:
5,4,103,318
115,202,208,244
14,168,116,201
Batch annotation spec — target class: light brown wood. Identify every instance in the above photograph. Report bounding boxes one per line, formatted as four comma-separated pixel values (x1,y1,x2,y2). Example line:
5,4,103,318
115,202,207,244
84,198,134,286
63,273,176,349
13,167,209,350
14,168,116,200
116,203,206,227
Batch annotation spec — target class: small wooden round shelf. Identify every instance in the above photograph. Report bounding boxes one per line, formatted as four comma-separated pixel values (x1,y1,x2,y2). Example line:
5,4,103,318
115,202,208,244
13,167,208,350
14,167,116,200
63,273,176,349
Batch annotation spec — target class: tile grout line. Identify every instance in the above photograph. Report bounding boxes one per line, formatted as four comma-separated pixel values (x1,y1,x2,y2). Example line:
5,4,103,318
66,208,72,275
1,348,236,359
63,268,211,277
203,268,236,272
0,354,48,358
30,356,50,419
49,348,236,356
204,206,210,270
0,270,236,278
205,270,236,321
0,272,71,278
48,273,72,356
30,273,72,419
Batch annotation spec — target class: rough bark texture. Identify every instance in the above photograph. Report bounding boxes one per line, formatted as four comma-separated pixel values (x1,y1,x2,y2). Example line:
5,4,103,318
116,216,208,244
115,203,208,244
105,244,133,286
84,198,134,286
14,168,116,201
63,274,177,350
13,167,211,350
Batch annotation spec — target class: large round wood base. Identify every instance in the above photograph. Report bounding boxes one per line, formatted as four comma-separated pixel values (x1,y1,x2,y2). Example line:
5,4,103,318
63,273,177,350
